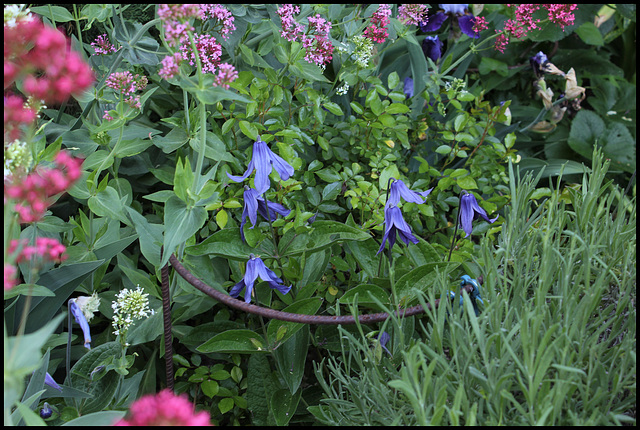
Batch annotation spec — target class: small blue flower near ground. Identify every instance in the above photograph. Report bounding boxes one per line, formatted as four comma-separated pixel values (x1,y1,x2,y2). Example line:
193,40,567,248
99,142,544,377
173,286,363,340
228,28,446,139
230,254,292,303
459,192,499,237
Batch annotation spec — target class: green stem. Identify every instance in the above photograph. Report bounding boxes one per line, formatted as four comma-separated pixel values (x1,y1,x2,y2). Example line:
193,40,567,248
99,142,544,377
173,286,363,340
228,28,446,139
440,30,505,76
518,96,567,133
446,202,462,262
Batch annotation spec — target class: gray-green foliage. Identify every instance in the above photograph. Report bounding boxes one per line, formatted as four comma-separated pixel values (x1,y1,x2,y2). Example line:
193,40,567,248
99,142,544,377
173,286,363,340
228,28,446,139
312,149,636,425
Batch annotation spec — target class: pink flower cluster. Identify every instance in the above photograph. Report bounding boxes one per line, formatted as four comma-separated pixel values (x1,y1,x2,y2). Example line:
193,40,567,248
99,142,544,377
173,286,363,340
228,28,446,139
8,237,68,264
496,4,577,53
472,16,489,35
4,17,94,140
215,63,239,89
4,264,19,290
180,33,223,75
200,4,236,40
114,389,211,426
5,151,83,223
276,5,334,67
91,34,119,55
157,4,199,47
364,4,392,44
105,71,148,109
397,4,429,27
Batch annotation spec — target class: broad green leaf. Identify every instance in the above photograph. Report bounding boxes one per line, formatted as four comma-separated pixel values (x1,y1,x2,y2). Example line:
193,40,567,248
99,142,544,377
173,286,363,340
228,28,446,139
161,196,208,267
575,22,604,46
246,354,277,425
70,342,121,415
338,284,391,311
61,411,126,426
267,298,322,347
270,388,302,426
394,262,460,305
281,221,370,257
88,186,131,226
186,228,262,261
197,329,270,354
30,5,74,22
125,207,163,267
322,101,343,116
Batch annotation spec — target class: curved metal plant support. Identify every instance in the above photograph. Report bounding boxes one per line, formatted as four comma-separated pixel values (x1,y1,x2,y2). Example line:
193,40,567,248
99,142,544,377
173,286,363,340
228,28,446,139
160,253,478,390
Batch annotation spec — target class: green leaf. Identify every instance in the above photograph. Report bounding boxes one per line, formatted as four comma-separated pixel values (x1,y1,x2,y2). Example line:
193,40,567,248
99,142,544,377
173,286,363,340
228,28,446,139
202,380,219,398
218,397,235,414
61,411,126,426
338,284,391,311
478,57,509,77
267,298,322,347
385,103,411,114
322,101,343,116
387,71,400,90
273,326,309,395
246,354,277,425
281,221,370,257
575,22,604,46
88,186,131,226
125,207,163,267
436,145,452,155
270,388,302,426
161,196,208,267
70,342,121,415
197,329,270,354
456,175,478,190
186,228,260,261
394,262,460,305
239,120,258,140
30,5,74,22
114,138,153,158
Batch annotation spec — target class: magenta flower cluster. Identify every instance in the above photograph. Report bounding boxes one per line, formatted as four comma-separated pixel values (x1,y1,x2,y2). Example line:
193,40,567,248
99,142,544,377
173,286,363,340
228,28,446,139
397,4,428,27
114,389,212,426
364,3,392,44
276,5,335,67
200,4,236,40
91,34,118,55
105,71,148,110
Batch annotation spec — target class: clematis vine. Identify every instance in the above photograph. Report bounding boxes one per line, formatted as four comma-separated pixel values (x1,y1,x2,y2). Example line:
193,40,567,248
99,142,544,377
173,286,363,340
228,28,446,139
230,254,292,303
240,186,291,242
227,136,294,195
459,192,499,237
420,4,479,39
387,178,433,206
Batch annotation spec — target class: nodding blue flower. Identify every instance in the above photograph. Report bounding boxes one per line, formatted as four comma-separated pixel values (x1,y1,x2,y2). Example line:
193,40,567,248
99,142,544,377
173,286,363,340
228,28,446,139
403,77,414,99
387,178,433,206
420,4,479,39
68,298,92,349
240,186,291,242
422,35,444,62
45,372,62,391
227,136,294,195
530,51,549,79
459,192,498,238
40,402,53,419
229,254,292,303
377,204,419,255
377,331,392,357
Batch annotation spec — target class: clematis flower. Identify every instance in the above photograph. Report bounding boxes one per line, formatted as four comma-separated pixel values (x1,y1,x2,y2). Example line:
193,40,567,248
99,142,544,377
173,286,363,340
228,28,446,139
459,192,498,238
68,298,92,349
45,372,62,391
240,186,291,242
422,35,443,62
227,136,294,195
419,4,479,39
377,204,419,254
229,255,292,303
387,178,433,206
530,51,549,79
377,331,392,357
403,77,414,99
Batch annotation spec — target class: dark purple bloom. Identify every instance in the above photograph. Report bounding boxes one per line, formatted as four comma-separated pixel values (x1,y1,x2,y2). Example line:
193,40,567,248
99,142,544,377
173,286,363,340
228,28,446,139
403,77,414,99
459,192,498,237
69,299,91,349
387,178,433,206
227,136,294,195
530,51,549,79
420,4,479,39
40,402,53,419
229,254,292,303
240,186,291,242
377,331,392,357
422,35,443,62
377,204,419,254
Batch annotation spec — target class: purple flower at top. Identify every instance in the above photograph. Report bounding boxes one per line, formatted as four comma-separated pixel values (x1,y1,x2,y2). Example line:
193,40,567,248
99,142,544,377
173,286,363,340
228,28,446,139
530,51,549,79
377,204,419,255
240,186,291,242
387,178,433,206
459,192,499,237
422,35,444,62
229,255,292,303
45,372,62,391
420,4,479,39
227,136,294,195
68,298,91,350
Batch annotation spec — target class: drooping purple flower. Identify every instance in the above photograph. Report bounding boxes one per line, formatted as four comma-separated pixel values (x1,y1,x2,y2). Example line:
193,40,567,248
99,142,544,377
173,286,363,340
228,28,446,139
419,4,479,39
403,77,414,99
387,178,433,206
459,192,499,238
40,402,53,419
530,51,549,79
422,35,444,62
227,136,294,195
377,331,392,357
377,204,419,255
229,254,292,303
68,298,91,349
240,186,291,242
45,372,62,391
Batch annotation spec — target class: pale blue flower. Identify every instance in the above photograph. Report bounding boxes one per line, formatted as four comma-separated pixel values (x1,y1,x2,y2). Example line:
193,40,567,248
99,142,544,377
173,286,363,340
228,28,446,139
377,204,419,254
230,255,292,303
240,186,291,242
227,136,294,195
69,298,91,349
459,192,498,237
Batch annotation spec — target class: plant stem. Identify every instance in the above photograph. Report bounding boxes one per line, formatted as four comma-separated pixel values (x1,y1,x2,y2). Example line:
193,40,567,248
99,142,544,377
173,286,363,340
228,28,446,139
447,203,461,262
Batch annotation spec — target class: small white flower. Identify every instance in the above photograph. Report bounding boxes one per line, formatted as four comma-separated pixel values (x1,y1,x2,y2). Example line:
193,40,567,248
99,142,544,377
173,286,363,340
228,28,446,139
111,285,154,339
74,292,100,322
336,82,350,96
